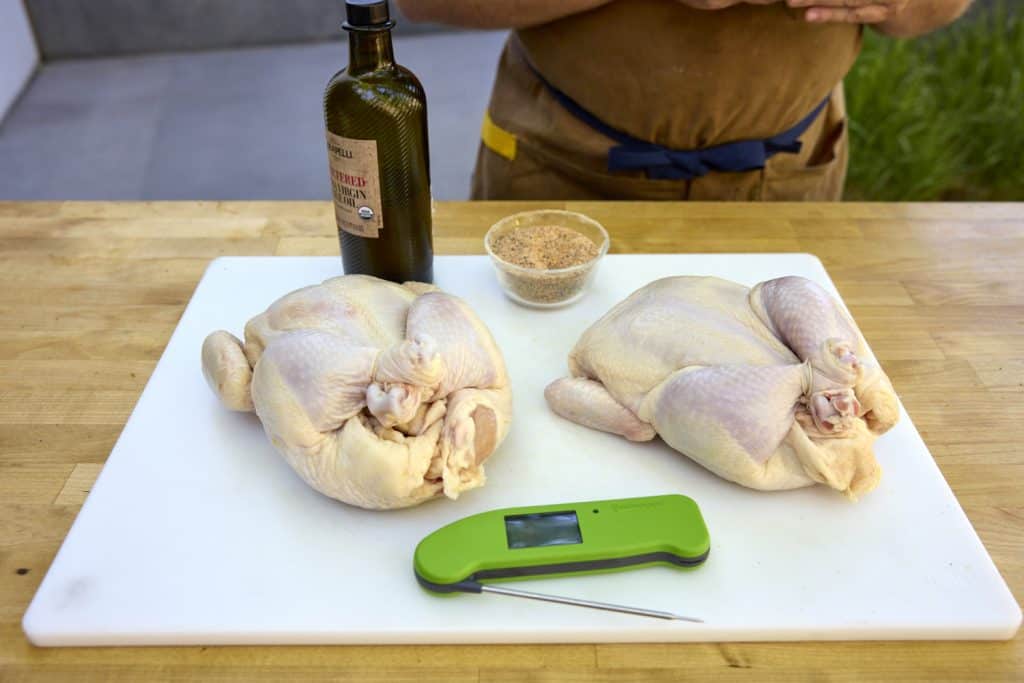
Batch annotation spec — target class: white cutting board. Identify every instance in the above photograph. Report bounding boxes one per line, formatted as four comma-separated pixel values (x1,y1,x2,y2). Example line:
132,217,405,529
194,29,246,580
23,255,1021,645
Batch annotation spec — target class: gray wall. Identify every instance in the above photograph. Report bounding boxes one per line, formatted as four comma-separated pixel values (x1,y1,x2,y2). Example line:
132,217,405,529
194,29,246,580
25,0,446,59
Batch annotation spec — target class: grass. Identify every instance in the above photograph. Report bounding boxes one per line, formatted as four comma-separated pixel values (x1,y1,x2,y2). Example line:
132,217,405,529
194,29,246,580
843,1,1024,200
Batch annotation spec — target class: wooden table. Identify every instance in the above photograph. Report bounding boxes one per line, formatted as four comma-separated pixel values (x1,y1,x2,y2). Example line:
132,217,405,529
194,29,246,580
0,201,1020,681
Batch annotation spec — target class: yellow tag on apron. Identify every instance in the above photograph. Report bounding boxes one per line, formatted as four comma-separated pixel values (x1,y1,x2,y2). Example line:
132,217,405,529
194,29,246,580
481,111,517,161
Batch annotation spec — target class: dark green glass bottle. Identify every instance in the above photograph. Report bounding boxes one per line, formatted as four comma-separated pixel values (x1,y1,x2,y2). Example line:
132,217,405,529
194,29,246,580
324,0,433,283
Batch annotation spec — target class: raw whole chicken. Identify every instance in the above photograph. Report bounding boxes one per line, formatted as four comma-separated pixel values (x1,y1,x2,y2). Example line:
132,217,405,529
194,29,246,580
201,275,512,510
545,276,899,499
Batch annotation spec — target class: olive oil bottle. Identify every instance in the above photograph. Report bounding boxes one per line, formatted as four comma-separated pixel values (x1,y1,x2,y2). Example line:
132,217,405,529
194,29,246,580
324,0,433,283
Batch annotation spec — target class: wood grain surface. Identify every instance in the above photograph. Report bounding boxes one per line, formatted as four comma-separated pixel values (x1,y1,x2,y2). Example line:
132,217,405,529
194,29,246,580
0,201,1021,681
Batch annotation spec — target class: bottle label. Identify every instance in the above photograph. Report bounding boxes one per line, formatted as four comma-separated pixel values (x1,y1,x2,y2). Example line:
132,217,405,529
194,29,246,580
326,131,384,239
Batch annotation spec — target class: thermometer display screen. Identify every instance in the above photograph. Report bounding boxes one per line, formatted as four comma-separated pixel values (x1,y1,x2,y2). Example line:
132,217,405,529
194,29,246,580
504,511,582,549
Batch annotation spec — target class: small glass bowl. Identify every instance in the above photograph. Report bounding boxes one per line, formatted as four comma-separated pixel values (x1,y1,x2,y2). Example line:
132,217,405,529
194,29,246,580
484,209,609,308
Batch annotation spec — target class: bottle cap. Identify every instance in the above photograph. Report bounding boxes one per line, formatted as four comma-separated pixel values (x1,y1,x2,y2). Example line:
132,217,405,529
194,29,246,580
344,0,394,31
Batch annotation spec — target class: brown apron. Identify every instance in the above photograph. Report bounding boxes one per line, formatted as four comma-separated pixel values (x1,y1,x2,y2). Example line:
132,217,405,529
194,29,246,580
471,0,861,201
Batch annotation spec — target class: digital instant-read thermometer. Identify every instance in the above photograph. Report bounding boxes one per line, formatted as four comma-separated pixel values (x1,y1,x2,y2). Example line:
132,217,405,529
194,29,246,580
413,494,710,622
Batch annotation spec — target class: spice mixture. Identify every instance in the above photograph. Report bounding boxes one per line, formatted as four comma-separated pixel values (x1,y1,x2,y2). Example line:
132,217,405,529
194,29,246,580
489,224,601,305
490,225,599,270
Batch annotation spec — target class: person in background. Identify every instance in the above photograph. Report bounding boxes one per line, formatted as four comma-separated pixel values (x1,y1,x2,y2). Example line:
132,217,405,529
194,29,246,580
396,0,973,201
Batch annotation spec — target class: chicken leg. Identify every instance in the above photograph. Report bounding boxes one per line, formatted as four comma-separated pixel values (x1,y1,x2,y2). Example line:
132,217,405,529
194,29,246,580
749,276,899,434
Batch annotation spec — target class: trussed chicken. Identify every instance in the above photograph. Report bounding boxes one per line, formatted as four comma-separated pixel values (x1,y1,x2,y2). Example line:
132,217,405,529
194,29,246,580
546,276,899,499
201,275,512,510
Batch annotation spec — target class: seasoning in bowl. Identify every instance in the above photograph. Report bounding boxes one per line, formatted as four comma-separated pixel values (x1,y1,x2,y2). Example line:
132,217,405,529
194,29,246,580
485,210,609,308
489,225,599,270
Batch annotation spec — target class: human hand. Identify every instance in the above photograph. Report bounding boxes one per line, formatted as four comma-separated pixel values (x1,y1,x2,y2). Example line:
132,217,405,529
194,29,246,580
785,0,910,24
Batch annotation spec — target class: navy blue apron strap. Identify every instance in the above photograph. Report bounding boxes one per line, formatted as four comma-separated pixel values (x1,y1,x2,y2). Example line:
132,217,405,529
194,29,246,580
534,71,637,148
617,98,830,180
523,52,830,181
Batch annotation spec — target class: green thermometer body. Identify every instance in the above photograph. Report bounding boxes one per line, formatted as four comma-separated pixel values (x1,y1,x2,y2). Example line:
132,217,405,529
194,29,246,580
414,494,710,594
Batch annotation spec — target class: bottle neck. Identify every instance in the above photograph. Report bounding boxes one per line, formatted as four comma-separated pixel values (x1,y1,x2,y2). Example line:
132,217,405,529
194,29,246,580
347,29,395,74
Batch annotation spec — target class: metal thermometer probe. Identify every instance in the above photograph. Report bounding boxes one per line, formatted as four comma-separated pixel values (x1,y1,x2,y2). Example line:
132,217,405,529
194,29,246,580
480,584,703,622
